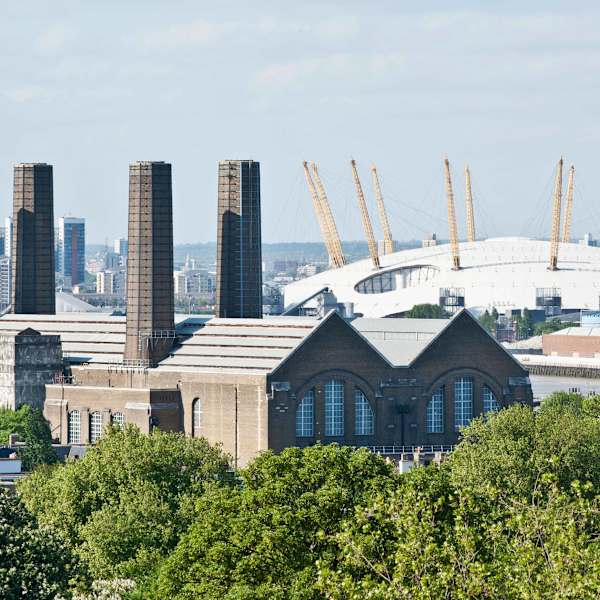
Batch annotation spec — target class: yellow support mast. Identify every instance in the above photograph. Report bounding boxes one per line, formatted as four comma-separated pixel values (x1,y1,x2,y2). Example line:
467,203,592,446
351,160,380,269
562,164,575,243
310,163,346,268
548,157,563,271
464,165,476,242
370,165,394,254
444,157,460,270
302,161,338,268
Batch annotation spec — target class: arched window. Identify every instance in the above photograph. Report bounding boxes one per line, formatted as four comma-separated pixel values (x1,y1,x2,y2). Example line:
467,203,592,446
427,386,444,433
90,412,103,443
454,377,473,431
483,386,500,414
192,398,202,437
67,410,80,444
295,390,314,437
111,412,125,430
325,379,344,436
354,389,374,435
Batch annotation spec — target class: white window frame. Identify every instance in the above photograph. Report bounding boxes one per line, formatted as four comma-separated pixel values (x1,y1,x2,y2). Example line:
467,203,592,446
295,390,314,438
192,398,202,437
427,387,444,433
454,377,473,431
111,412,125,430
68,410,81,444
483,386,500,415
354,388,374,435
325,379,344,437
90,411,103,444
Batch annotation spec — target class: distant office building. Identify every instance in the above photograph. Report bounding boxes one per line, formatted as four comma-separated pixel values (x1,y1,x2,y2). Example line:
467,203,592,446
114,238,128,256
174,271,188,295
0,258,11,310
215,160,262,318
11,163,55,314
96,270,125,295
104,251,120,270
123,161,174,365
4,217,12,258
422,233,437,248
579,233,598,247
57,217,85,286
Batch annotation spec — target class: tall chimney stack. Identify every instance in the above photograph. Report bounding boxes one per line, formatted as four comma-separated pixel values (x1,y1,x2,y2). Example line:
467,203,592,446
11,163,55,314
216,160,262,318
123,161,175,365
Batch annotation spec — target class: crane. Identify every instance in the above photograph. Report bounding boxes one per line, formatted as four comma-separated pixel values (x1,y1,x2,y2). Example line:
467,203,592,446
310,163,346,268
464,165,476,242
548,157,564,271
562,164,575,244
370,165,394,254
302,161,338,268
444,157,460,270
350,160,380,269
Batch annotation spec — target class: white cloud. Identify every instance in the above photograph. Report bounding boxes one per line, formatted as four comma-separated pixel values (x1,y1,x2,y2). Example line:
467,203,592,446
36,25,71,52
139,20,234,49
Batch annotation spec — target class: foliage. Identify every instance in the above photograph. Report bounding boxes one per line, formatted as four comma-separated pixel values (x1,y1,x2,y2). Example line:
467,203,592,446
534,318,578,336
0,489,75,599
148,444,397,600
17,426,230,585
478,309,497,333
0,405,57,471
514,307,535,339
405,303,449,319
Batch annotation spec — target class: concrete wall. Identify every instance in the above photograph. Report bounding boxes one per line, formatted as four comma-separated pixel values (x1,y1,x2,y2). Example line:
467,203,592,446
0,332,62,410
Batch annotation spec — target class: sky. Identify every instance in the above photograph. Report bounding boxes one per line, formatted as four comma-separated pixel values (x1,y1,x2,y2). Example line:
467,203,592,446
2,1,600,245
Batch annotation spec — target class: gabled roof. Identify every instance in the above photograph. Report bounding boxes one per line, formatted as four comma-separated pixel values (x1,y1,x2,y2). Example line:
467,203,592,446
156,316,324,374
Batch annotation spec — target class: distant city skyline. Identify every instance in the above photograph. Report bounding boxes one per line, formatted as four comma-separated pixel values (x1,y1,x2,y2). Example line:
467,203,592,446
3,2,600,245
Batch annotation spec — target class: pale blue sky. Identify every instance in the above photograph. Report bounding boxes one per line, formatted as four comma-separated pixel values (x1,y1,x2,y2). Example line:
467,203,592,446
2,1,600,244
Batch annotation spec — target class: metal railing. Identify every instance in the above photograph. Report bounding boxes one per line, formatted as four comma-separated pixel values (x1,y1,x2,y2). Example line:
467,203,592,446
366,445,455,455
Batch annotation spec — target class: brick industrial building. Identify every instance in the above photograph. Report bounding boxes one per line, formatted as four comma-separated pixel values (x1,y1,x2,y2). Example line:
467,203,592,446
0,159,532,466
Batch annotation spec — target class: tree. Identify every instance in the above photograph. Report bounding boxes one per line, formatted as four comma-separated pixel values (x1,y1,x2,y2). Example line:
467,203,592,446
534,319,578,336
18,426,230,586
0,406,57,471
149,445,397,600
0,489,75,599
478,309,496,333
405,303,448,319
317,402,600,599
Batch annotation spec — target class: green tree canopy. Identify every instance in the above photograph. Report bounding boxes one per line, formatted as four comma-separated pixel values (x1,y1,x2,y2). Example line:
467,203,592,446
0,406,57,471
534,319,578,336
0,489,75,600
405,303,449,319
17,426,230,585
148,444,397,600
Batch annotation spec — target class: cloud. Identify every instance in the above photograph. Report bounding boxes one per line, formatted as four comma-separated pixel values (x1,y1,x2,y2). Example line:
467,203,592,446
36,25,71,52
139,20,234,49
4,86,50,104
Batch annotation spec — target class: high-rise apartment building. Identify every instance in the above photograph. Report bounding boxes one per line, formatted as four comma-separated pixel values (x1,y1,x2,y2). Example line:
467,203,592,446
0,258,11,310
123,161,174,365
215,160,262,318
57,217,85,286
11,163,55,314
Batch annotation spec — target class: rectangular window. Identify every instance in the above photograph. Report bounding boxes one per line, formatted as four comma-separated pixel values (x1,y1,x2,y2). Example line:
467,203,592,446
325,379,344,436
296,390,314,437
354,389,374,435
454,377,473,431
427,387,444,433
68,411,81,444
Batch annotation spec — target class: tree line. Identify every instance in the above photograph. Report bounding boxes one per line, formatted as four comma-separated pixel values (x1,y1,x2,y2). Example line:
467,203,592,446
2,392,600,598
